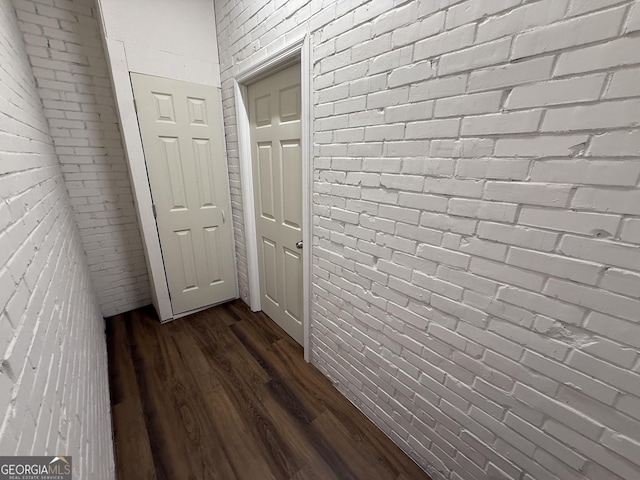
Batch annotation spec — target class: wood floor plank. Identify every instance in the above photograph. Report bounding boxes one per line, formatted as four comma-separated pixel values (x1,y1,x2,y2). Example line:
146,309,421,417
231,310,427,478
312,410,399,480
182,316,339,480
126,311,202,480
107,300,432,480
128,309,238,480
267,339,426,480
169,321,285,480
328,400,431,480
106,314,157,480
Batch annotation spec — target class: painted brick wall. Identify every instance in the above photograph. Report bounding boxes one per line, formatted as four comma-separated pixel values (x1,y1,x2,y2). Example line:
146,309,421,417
214,1,640,479
0,0,114,477
12,0,151,317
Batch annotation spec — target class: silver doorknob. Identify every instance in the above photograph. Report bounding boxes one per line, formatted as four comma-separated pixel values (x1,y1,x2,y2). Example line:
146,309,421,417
296,241,303,249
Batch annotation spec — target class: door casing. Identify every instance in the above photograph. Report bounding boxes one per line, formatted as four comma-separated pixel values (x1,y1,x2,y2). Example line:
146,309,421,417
234,35,312,362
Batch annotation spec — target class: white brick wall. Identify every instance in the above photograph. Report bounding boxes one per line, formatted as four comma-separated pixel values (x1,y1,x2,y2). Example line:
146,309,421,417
215,1,640,479
0,0,114,477
13,0,151,317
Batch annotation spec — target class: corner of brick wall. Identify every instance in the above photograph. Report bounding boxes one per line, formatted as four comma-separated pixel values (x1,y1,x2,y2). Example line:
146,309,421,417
214,1,640,479
0,0,115,477
13,0,152,317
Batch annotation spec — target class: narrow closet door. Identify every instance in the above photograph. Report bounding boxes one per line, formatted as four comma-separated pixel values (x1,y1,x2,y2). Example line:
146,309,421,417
131,73,237,315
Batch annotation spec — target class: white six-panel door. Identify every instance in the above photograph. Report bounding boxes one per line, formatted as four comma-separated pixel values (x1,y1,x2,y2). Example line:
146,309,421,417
248,63,303,345
131,73,237,316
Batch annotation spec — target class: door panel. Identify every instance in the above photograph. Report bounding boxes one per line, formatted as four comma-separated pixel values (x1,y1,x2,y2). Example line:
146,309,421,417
203,227,223,285
279,84,300,122
176,230,197,290
258,142,276,220
132,73,237,316
187,97,208,125
159,137,188,210
282,140,302,229
262,238,278,304
193,139,218,208
152,93,175,122
283,247,301,320
248,63,303,345
255,95,271,127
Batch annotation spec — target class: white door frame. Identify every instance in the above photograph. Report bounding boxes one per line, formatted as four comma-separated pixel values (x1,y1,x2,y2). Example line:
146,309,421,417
234,35,312,362
98,37,173,322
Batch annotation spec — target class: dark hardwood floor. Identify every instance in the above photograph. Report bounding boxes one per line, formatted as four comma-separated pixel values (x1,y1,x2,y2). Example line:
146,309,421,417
106,300,431,480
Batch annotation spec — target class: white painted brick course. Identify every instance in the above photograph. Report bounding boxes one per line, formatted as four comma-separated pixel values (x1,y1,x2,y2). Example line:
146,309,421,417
439,37,511,75
455,158,530,180
530,159,640,186
620,217,640,242
507,246,603,285
475,0,568,43
545,278,640,323
430,137,494,158
413,24,475,61
573,186,640,215
215,1,640,479
470,257,546,292
555,36,640,75
460,110,543,136
409,75,467,102
391,11,444,48
468,56,555,92
512,6,626,59
0,0,114,476
585,312,640,349
600,267,640,297
506,74,607,109
626,1,640,31
495,134,589,157
559,234,640,270
434,91,502,118
457,236,507,262
589,129,640,156
405,118,459,139
484,182,572,207
566,0,628,17
385,101,434,123
518,206,621,236
606,67,640,98
445,0,521,30
447,198,517,223
497,285,585,326
580,336,638,370
542,99,640,132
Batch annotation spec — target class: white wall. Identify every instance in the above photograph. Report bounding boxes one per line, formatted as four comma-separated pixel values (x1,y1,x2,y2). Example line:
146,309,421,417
214,1,640,479
96,0,222,320
100,0,220,86
13,0,152,317
0,0,114,477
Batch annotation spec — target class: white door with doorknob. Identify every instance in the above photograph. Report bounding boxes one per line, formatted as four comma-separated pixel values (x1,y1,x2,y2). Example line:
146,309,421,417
248,63,303,344
131,73,238,316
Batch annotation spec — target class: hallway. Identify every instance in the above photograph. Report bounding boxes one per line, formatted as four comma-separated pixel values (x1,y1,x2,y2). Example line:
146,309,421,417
3,0,640,478
107,301,431,480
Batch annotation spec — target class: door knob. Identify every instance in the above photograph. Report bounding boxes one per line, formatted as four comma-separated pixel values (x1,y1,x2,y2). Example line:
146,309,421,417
296,241,303,249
